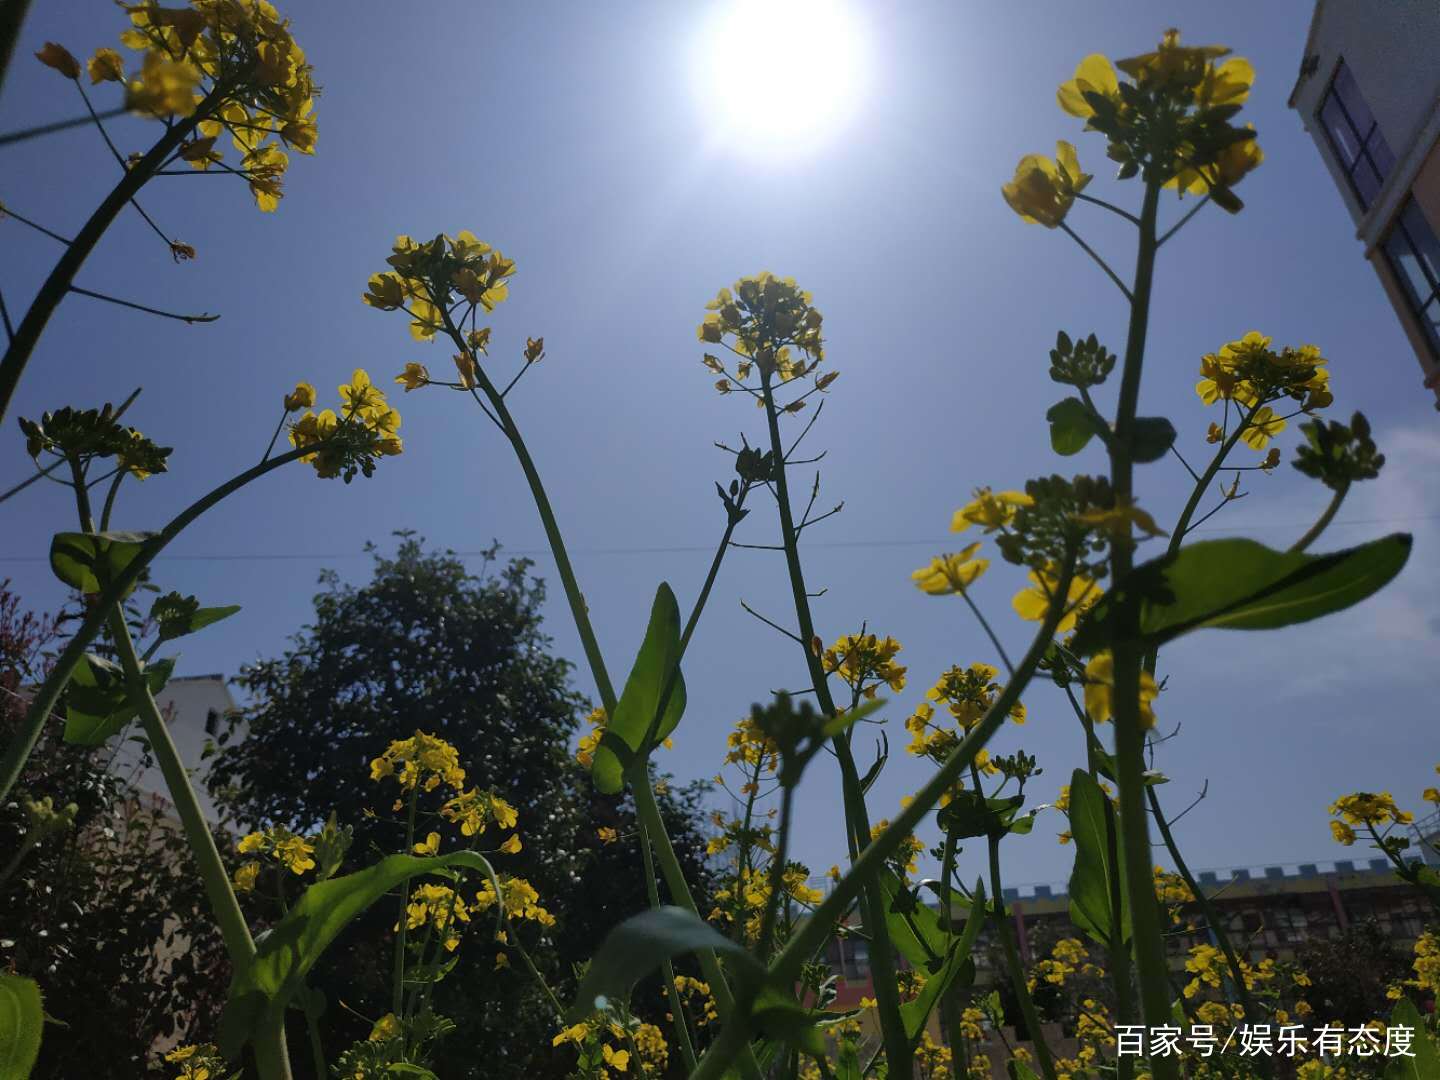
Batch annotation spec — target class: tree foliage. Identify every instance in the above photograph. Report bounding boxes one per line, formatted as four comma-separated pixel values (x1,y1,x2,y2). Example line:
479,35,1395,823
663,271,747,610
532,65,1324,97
207,537,715,1077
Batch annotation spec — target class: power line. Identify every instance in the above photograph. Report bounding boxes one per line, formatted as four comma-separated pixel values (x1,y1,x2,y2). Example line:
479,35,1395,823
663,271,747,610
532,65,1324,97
0,512,1435,566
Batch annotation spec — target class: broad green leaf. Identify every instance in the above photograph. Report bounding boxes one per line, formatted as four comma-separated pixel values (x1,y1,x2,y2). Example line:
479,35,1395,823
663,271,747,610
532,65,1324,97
64,654,175,746
834,1040,861,1080
1009,1061,1042,1080
566,906,761,1023
750,987,825,1054
1070,535,1412,655
219,850,495,1059
1131,416,1176,463
900,878,986,1043
1046,397,1106,456
0,974,43,1080
1066,770,1129,948
1385,997,1439,1079
877,869,946,970
151,591,242,643
49,531,154,595
591,584,687,794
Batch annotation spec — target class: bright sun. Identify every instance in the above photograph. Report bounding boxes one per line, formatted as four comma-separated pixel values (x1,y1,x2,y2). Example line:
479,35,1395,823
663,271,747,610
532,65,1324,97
694,0,867,158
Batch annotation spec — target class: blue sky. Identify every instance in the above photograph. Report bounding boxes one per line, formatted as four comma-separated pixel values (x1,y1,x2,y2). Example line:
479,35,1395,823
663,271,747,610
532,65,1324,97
3,1,1438,891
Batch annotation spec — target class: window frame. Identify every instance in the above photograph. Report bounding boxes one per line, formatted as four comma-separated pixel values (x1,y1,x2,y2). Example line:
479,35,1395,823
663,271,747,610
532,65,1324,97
1317,58,1395,210
1382,196,1440,359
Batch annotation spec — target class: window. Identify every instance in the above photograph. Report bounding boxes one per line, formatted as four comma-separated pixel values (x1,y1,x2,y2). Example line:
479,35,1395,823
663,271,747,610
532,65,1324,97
1383,198,1440,356
1318,59,1396,209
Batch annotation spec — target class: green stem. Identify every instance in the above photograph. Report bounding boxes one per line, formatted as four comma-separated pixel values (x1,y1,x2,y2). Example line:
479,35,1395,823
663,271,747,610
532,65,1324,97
0,84,228,427
691,560,1076,1080
1288,481,1349,554
0,445,306,805
639,798,701,1072
393,785,419,1014
986,833,1058,1080
1105,180,1179,1080
757,372,911,1080
107,609,291,1076
936,829,966,1080
1071,692,1133,1080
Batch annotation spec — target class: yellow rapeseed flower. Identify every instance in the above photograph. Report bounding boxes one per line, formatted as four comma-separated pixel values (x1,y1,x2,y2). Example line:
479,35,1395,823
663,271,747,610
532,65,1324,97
1082,650,1159,730
1012,567,1100,634
952,487,1034,533
1002,141,1091,228
911,542,990,595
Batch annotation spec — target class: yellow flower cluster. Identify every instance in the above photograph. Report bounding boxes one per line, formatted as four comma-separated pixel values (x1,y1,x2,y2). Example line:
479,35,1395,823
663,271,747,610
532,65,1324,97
1053,31,1262,210
1196,332,1333,431
365,231,516,346
722,713,781,774
400,882,471,952
820,633,907,698
911,541,990,596
473,874,556,927
437,786,519,838
869,818,923,877
1183,942,1274,1001
75,0,320,210
162,1042,233,1080
286,369,403,479
916,663,1026,740
914,1030,954,1079
697,273,833,409
368,731,466,814
553,1016,668,1079
1327,790,1413,845
672,975,719,1027
1082,650,1159,730
233,824,315,889
576,707,606,768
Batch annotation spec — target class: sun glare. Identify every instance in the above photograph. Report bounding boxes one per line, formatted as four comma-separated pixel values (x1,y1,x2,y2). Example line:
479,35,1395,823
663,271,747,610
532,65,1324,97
694,0,867,159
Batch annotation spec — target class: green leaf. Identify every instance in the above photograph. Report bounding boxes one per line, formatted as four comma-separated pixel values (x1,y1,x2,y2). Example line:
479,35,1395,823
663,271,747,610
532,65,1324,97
1009,1060,1042,1080
1385,997,1439,1079
751,987,825,1054
1066,769,1129,949
49,531,154,595
899,878,986,1042
877,869,945,970
1070,534,1412,655
591,584,687,795
1046,397,1106,456
151,591,241,643
1131,416,1176,463
63,654,175,746
0,974,43,1080
937,792,1026,840
219,850,495,1059
566,906,761,1023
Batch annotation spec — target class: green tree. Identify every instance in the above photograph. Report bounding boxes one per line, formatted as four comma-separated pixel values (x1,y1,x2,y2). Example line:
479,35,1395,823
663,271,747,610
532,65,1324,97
207,536,716,1078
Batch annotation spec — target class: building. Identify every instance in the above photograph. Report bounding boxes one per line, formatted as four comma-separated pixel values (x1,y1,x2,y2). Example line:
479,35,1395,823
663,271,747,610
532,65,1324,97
822,859,1432,1077
1289,1,1440,408
108,673,239,822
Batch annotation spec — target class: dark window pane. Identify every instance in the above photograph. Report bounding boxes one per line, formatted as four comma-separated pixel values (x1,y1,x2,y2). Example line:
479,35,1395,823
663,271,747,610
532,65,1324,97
1401,201,1440,287
1352,156,1383,207
1367,127,1397,178
1333,61,1377,132
1384,200,1440,356
1422,296,1440,352
1322,94,1362,169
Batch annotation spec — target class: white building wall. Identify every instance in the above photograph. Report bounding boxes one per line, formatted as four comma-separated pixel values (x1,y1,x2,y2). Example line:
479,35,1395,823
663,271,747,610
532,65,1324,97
108,674,239,823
